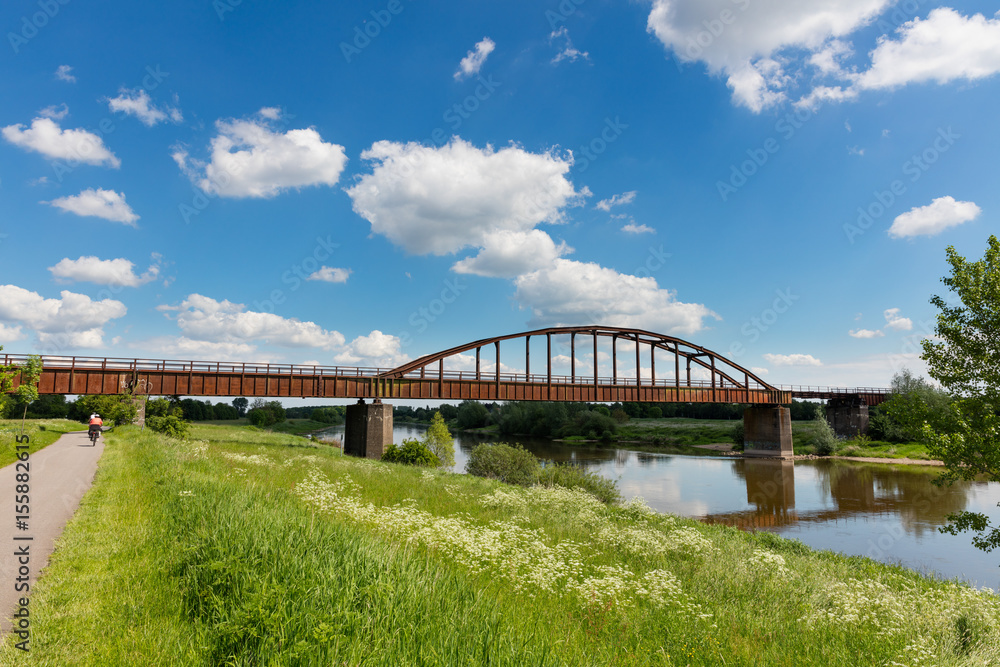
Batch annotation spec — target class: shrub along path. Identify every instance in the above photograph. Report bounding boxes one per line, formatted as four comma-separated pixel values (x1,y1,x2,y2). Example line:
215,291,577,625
0,429,105,634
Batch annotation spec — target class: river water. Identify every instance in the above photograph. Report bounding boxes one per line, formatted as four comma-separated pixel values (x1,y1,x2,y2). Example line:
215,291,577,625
322,423,1000,591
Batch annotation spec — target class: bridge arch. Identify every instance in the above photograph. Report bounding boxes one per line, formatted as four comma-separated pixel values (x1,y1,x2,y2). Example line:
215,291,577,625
379,326,786,404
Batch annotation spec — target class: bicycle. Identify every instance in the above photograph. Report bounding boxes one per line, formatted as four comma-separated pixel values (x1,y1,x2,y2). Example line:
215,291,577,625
88,428,99,446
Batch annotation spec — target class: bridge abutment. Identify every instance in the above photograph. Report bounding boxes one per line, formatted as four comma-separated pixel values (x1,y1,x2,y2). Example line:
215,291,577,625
825,396,869,438
344,399,393,459
743,405,793,458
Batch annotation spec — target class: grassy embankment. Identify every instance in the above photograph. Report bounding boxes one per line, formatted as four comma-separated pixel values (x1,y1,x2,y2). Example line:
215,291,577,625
195,417,337,437
4,423,997,666
0,418,82,467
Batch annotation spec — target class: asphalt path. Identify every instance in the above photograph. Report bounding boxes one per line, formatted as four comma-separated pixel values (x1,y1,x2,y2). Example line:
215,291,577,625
0,429,105,634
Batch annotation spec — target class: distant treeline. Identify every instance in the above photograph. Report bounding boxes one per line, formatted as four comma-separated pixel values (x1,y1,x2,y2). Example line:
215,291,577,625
9,394,246,422
387,399,822,441
13,395,820,437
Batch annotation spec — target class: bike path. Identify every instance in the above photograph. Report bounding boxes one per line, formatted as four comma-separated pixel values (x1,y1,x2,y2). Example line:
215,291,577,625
0,430,105,634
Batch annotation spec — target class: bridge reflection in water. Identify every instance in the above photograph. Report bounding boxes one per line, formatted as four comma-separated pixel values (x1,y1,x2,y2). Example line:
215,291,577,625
699,458,972,535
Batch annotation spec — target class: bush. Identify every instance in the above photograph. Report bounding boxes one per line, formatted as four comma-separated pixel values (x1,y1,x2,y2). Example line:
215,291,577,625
565,410,617,439
466,443,539,486
146,414,190,439
647,407,663,419
247,400,286,428
813,417,838,456
611,408,629,424
382,439,441,467
535,463,620,504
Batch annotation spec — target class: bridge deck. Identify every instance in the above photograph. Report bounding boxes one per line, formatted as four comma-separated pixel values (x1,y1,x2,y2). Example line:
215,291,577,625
3,355,889,405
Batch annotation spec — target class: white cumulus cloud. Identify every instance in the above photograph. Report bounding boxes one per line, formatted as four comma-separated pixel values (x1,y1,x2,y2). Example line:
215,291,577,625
55,65,76,83
763,353,822,366
550,27,589,64
452,230,572,278
108,88,182,126
347,137,586,256
514,258,719,335
48,256,159,287
0,284,126,349
45,188,139,226
857,8,1000,90
595,190,637,211
166,294,347,349
647,0,890,111
849,328,884,339
889,196,981,239
455,37,495,79
333,330,409,367
306,266,352,283
39,103,69,120
0,324,26,342
622,223,655,235
883,308,912,331
2,116,120,167
173,110,348,198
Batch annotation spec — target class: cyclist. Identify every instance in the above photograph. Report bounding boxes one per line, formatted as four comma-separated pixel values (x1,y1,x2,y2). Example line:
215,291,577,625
88,413,103,442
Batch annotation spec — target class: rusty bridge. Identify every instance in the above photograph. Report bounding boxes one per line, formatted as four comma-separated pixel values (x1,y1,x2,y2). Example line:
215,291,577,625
4,326,889,459
3,326,887,405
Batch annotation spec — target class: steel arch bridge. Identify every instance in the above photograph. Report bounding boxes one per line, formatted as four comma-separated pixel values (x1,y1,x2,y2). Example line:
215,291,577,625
6,326,801,405
377,326,791,404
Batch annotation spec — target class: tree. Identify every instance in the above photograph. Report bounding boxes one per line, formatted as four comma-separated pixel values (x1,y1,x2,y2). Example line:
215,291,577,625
917,236,1000,554
423,411,455,467
26,395,69,419
456,400,489,429
232,397,248,417
246,399,286,428
12,356,42,432
71,394,137,427
880,369,952,442
0,345,17,418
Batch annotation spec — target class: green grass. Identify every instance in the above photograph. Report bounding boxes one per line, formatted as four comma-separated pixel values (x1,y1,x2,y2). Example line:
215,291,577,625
615,417,742,448
193,418,336,436
5,423,997,665
0,418,82,467
266,418,336,435
833,439,936,460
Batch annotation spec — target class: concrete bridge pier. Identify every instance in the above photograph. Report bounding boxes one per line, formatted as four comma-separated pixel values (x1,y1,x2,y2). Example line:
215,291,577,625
826,396,869,438
743,405,794,458
344,399,393,459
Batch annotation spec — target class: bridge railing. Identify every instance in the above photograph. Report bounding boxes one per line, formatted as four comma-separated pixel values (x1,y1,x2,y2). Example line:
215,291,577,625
395,368,771,390
2,354,390,378
779,384,892,396
5,353,888,396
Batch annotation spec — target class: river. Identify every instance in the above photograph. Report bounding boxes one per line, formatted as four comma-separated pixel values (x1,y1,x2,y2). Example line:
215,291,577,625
321,423,1000,591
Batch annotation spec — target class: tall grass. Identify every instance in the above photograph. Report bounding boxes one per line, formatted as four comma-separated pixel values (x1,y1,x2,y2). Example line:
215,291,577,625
5,423,999,666
0,418,81,467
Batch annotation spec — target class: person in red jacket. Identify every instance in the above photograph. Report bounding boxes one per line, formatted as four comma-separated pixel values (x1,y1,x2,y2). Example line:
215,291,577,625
88,413,103,440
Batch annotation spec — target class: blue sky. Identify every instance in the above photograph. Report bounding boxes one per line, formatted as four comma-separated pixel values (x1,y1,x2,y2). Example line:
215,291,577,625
1,0,998,391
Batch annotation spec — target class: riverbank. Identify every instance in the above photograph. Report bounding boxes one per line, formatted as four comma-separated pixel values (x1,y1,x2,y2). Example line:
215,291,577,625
8,422,998,665
693,443,944,467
